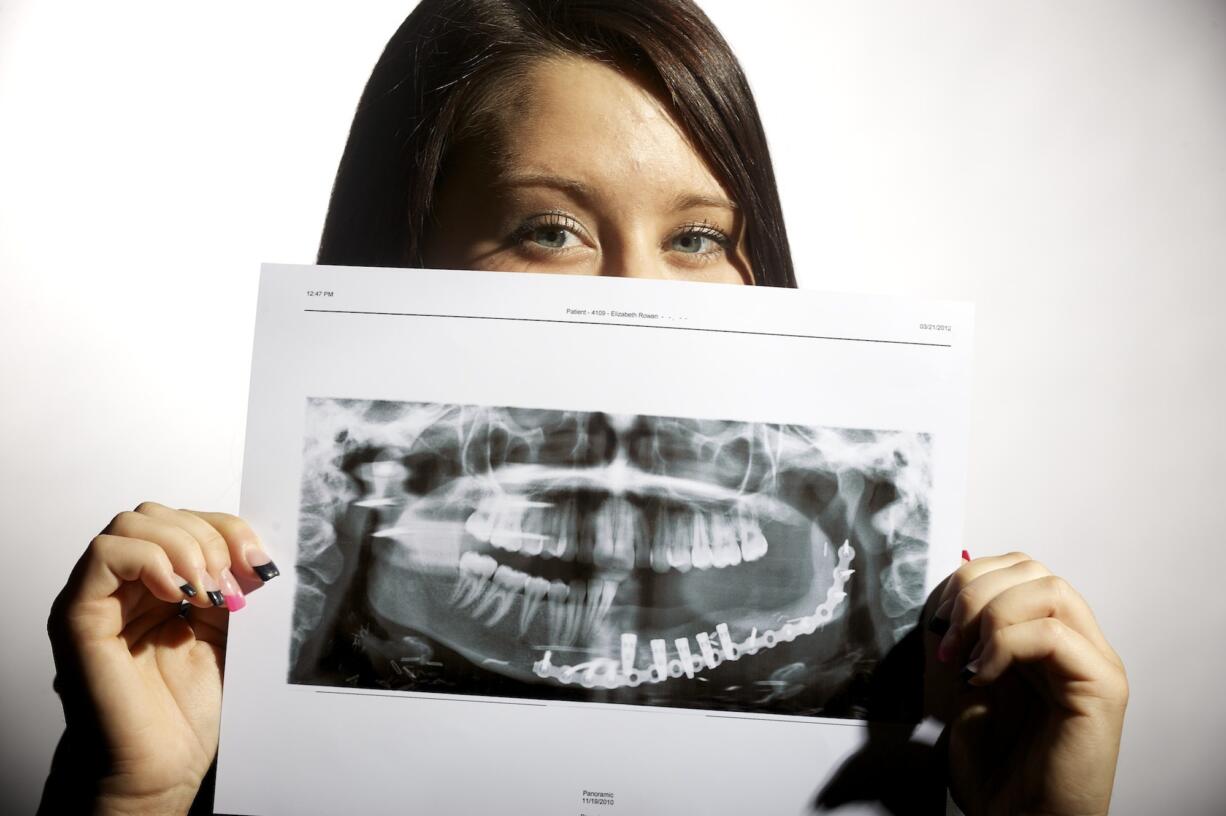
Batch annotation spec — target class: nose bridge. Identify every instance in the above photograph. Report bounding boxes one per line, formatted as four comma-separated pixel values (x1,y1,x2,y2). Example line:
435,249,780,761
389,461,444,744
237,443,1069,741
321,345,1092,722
597,221,658,279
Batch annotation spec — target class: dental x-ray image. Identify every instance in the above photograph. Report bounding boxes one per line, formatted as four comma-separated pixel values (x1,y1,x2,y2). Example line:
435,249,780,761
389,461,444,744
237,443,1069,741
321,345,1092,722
288,398,932,720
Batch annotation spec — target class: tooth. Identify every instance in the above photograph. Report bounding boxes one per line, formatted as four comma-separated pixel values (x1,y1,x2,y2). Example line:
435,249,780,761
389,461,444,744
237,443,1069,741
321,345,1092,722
650,506,672,573
579,578,617,642
579,578,601,641
546,580,569,644
362,460,402,498
450,550,482,604
469,582,502,618
695,631,718,668
456,554,497,608
738,512,768,561
674,637,696,679
485,567,527,628
650,638,669,677
472,565,520,619
638,504,660,569
715,622,737,660
520,500,552,556
561,580,587,646
464,497,496,542
592,501,617,568
712,514,741,567
620,632,637,675
483,578,522,622
551,499,576,561
594,580,618,633
667,510,693,572
490,500,524,552
611,498,638,571
690,512,714,570
519,576,550,634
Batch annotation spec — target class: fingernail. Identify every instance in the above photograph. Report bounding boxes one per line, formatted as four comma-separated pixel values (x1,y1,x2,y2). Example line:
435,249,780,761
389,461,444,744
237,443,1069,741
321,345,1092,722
927,598,954,635
937,630,958,663
172,574,197,598
961,549,971,562
968,639,985,663
203,573,224,607
960,658,981,685
247,547,280,582
220,568,246,612
927,613,950,635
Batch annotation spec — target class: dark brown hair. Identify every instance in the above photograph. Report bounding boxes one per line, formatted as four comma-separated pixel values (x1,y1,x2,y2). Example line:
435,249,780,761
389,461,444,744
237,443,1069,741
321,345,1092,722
318,0,797,288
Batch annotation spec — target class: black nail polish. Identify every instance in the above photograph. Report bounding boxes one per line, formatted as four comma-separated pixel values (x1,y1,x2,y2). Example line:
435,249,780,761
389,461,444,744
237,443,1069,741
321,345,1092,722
179,583,198,598
960,665,978,685
207,590,225,607
927,615,951,635
253,561,281,582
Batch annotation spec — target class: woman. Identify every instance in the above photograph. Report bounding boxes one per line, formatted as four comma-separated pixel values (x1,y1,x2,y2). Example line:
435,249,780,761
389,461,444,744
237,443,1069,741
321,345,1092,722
41,1,1127,814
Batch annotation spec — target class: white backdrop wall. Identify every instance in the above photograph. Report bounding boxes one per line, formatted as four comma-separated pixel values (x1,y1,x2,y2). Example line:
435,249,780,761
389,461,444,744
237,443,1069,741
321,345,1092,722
2,1,1224,813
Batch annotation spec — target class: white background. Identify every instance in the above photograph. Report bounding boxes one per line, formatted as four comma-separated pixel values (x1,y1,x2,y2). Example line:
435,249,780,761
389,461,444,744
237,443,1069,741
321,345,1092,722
1,1,1223,813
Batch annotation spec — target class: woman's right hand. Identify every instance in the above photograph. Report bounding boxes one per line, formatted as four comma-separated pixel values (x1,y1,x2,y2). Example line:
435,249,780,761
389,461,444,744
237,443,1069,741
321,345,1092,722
45,502,278,816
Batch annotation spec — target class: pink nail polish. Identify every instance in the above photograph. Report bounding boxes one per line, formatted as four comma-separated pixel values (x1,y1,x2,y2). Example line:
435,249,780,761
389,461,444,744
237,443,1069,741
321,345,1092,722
220,568,246,612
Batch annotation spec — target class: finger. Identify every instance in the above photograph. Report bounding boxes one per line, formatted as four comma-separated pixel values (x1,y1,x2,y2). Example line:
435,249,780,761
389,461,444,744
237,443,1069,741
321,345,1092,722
920,550,969,625
185,603,229,648
184,509,280,592
932,551,1032,618
975,575,1122,668
105,507,217,609
64,534,191,641
936,558,1052,663
133,502,240,610
964,617,1129,708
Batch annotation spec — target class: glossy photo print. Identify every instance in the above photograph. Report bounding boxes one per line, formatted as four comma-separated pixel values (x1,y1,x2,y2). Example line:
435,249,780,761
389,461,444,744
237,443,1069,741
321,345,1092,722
288,397,932,719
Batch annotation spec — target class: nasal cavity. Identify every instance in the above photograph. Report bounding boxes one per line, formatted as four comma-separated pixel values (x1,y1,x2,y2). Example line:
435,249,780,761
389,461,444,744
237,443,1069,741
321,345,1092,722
584,413,634,464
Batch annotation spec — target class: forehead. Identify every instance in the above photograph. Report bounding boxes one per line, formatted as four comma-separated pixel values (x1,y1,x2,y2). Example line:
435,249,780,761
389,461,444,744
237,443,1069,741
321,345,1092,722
482,56,733,207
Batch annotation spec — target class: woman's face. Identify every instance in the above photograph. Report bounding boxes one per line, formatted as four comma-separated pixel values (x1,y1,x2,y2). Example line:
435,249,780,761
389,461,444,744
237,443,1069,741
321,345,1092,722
424,56,751,284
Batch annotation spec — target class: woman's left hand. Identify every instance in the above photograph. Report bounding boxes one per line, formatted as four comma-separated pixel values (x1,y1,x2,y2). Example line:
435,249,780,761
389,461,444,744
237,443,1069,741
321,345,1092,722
924,552,1128,816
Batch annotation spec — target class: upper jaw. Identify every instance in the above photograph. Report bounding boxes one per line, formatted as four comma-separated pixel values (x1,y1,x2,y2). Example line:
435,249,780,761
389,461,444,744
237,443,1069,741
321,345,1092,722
463,490,773,575
416,461,805,525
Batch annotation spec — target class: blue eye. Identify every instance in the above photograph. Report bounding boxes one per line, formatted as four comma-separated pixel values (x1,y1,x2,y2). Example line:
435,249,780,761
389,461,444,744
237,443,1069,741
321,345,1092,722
530,226,573,249
514,212,587,253
669,224,729,256
671,233,716,254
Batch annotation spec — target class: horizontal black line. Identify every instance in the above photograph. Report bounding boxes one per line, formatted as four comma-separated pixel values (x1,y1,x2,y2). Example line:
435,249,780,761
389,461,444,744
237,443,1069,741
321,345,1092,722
705,713,870,728
314,690,547,707
316,689,901,723
303,309,952,348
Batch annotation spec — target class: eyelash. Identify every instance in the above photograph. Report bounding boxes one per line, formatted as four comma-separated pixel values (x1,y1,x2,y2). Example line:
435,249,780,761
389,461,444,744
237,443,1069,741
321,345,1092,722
510,212,732,262
671,220,731,257
511,211,588,253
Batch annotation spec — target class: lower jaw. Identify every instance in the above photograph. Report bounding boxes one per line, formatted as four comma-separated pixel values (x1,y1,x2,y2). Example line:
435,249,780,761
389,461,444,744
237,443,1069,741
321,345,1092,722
366,519,855,693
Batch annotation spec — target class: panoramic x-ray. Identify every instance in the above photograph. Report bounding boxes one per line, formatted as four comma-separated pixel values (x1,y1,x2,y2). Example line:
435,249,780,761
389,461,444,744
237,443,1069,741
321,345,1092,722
288,398,932,719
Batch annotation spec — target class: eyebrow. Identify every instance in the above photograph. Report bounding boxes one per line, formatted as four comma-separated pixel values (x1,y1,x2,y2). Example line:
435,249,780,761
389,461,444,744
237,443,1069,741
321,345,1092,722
491,173,596,206
492,172,738,213
667,192,738,212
